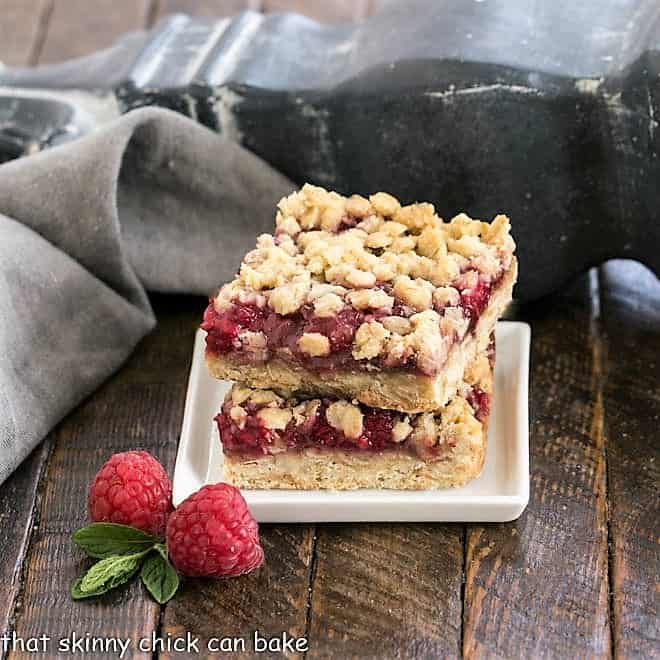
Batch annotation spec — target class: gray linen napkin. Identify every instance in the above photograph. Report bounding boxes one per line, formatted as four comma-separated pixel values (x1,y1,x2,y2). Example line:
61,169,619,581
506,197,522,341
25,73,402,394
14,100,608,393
0,107,293,485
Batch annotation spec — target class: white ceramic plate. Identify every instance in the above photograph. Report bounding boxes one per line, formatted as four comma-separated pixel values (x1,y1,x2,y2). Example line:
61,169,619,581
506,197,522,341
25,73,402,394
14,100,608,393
173,322,530,522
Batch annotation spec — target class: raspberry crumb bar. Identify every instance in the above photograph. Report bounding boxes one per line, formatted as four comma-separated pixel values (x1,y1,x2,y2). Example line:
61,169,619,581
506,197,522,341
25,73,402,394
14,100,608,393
215,352,493,490
203,184,515,413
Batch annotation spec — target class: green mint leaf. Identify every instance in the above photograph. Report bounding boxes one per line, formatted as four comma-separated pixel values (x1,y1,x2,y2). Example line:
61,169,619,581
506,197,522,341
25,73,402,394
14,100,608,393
72,523,160,558
140,552,180,604
71,564,138,600
71,576,109,600
72,555,141,599
154,542,169,561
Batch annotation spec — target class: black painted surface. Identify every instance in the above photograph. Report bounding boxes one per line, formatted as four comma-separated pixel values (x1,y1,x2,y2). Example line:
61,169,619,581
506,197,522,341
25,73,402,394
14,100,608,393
1,0,659,300
0,96,91,161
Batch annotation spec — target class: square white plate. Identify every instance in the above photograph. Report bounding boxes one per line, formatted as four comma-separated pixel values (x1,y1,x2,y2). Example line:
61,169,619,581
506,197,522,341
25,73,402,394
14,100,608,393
173,322,530,522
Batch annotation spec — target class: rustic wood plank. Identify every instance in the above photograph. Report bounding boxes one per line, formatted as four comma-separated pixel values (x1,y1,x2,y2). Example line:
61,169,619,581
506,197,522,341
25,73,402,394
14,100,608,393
0,0,51,66
159,525,314,658
153,0,375,23
263,0,371,22
7,295,201,660
367,0,393,18
38,0,152,64
463,274,611,658
153,0,260,23
599,261,660,659
0,443,51,642
306,524,464,658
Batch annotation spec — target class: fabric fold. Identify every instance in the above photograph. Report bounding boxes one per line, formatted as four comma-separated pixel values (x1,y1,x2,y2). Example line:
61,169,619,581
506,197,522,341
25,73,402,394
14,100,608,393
0,107,293,484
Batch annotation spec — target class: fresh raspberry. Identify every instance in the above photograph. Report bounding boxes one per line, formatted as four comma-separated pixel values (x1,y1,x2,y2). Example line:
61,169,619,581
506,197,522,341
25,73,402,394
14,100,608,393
88,451,173,537
166,483,264,577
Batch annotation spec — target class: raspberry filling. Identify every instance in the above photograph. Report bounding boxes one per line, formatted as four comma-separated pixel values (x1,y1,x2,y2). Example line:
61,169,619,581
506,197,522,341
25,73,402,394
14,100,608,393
467,386,490,423
202,301,375,370
202,268,500,376
216,386,488,460
216,399,401,456
459,279,493,330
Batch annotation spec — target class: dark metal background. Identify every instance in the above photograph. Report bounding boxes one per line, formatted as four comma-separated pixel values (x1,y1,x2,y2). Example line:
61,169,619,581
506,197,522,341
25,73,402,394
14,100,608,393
1,0,659,300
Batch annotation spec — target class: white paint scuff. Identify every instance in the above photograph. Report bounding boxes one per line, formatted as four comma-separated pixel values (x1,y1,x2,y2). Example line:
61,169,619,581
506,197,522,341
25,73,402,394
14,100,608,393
424,83,542,99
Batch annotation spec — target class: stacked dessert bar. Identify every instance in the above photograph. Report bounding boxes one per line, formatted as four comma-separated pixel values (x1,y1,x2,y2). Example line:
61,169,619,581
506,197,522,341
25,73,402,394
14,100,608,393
202,184,516,490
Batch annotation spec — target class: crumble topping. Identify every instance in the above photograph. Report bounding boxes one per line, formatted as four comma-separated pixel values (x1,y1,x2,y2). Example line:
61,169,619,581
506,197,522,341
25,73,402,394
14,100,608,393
346,288,394,312
229,405,247,429
246,389,282,406
438,398,482,444
325,401,364,439
393,275,433,311
433,286,461,309
209,184,515,374
352,321,390,360
267,278,310,316
464,353,492,388
392,418,413,443
380,315,413,335
298,332,331,357
369,191,400,216
408,413,437,452
229,385,254,405
256,407,292,430
292,399,320,425
313,292,345,317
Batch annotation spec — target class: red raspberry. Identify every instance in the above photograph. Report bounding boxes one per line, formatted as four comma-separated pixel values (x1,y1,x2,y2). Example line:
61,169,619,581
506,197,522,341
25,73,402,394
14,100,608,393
166,483,264,577
88,451,173,537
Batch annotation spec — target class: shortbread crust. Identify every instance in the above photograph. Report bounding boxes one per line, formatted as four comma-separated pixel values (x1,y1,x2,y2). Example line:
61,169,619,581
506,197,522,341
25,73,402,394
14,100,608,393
222,442,487,490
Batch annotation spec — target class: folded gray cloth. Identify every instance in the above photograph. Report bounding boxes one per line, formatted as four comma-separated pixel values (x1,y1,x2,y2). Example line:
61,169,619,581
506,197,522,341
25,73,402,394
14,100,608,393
0,108,293,485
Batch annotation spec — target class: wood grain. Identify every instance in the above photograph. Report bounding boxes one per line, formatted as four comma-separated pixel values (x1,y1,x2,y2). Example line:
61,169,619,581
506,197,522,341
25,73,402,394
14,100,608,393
263,0,371,22
0,0,50,66
599,261,660,659
153,0,372,23
463,274,612,658
0,443,51,643
159,525,314,659
153,0,260,23
7,296,201,660
38,0,152,64
306,524,464,658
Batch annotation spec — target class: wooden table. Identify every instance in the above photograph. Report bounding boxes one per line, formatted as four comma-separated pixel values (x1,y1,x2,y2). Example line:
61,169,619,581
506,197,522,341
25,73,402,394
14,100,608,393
1,2,658,658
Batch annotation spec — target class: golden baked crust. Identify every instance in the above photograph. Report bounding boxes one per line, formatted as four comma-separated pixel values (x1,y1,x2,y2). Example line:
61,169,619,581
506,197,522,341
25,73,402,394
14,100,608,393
207,183,516,376
206,260,513,412
222,434,486,490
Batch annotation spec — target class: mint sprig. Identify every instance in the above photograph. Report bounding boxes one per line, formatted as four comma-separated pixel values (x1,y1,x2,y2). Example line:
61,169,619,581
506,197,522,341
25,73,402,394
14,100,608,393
72,554,142,599
140,546,180,604
71,525,180,603
73,523,160,558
